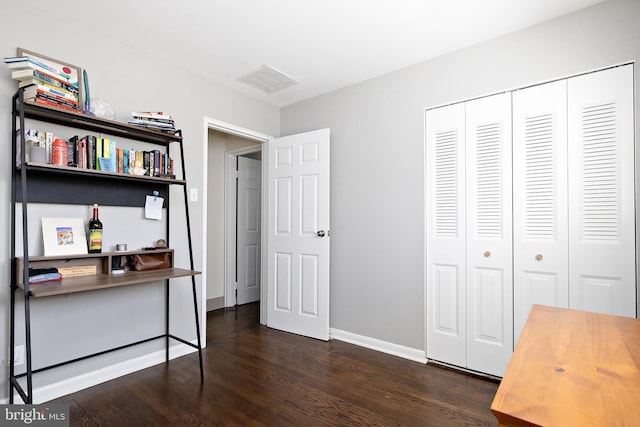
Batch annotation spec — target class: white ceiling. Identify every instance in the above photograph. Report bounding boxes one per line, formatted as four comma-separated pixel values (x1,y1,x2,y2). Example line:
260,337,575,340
25,0,605,108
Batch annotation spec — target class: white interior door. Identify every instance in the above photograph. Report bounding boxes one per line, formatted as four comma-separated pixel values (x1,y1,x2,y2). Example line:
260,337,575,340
465,93,513,377
512,80,569,345
425,102,467,368
237,156,261,305
568,64,636,317
266,128,330,340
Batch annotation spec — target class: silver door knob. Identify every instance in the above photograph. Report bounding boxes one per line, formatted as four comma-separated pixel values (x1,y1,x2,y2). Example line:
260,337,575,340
317,230,326,238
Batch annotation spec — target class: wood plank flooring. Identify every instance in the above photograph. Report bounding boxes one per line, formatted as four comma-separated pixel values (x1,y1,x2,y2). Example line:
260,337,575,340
52,303,500,426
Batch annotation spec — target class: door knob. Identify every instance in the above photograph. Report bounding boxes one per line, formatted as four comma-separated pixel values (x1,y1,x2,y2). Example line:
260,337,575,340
536,254,543,261
317,230,326,238
484,251,491,257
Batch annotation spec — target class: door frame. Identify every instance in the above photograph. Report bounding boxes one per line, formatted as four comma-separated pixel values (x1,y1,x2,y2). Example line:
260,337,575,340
225,144,263,307
203,117,272,325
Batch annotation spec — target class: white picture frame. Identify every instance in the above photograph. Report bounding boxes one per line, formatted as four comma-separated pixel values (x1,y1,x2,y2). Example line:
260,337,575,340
41,218,88,256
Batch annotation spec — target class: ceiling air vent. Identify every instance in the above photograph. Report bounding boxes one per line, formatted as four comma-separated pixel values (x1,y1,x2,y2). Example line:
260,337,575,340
237,65,298,94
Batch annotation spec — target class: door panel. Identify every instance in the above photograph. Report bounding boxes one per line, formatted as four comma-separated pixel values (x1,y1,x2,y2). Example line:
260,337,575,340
275,252,292,310
568,65,636,317
470,267,505,344
237,156,261,305
465,93,513,377
267,129,330,340
512,80,568,345
426,103,466,368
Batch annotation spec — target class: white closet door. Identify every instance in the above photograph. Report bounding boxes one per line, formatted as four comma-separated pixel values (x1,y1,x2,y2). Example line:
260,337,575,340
465,93,513,377
568,64,636,317
425,103,466,368
512,80,569,345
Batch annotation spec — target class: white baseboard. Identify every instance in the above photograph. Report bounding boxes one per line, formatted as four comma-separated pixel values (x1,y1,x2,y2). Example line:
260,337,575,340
330,328,427,364
4,342,198,404
206,297,225,312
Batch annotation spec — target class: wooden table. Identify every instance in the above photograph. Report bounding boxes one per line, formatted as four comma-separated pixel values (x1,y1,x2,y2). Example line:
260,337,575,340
491,305,640,426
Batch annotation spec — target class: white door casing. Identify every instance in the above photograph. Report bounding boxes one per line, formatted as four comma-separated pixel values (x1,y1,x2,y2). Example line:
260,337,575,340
465,93,513,377
237,156,262,305
266,128,330,340
512,80,569,345
567,65,636,317
425,102,467,368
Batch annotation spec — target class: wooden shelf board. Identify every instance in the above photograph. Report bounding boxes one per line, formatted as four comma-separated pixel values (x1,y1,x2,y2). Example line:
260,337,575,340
17,101,182,146
19,248,173,262
21,268,201,298
20,162,185,185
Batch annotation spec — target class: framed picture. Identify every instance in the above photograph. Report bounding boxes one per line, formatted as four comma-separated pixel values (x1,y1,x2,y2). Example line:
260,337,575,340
42,218,88,256
17,47,82,107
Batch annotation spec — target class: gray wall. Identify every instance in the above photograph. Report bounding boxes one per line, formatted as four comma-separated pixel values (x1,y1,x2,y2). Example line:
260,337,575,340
0,2,279,400
281,0,640,350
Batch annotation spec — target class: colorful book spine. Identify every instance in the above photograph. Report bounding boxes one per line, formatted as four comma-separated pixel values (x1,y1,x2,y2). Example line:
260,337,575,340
143,151,150,176
116,148,124,173
86,135,96,170
24,84,78,102
33,97,79,113
34,93,79,110
17,73,78,95
153,150,160,176
109,140,116,161
12,69,78,94
45,132,53,164
78,136,87,169
123,149,130,174
67,136,78,166
95,137,103,170
9,57,73,82
136,151,143,169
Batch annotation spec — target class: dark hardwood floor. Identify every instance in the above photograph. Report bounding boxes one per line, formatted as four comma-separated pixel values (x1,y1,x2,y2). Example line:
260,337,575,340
53,303,500,426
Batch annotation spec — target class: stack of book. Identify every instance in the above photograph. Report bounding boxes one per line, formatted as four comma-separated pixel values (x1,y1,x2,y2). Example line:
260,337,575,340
128,111,176,132
4,55,80,112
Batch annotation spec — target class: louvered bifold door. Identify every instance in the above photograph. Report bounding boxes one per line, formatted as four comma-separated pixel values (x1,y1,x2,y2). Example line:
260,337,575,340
567,64,636,317
512,80,569,346
425,103,467,368
465,93,513,377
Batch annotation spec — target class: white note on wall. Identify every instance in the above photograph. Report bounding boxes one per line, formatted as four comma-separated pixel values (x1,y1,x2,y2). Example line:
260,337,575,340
145,195,164,220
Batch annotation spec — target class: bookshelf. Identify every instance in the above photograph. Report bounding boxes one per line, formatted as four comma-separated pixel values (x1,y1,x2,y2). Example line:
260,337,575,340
9,89,204,404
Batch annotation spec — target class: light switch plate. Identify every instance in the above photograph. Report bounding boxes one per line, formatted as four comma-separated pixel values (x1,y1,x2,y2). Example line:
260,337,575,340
190,188,198,202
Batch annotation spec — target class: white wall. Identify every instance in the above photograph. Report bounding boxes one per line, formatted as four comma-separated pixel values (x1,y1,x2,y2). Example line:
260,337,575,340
0,2,279,401
281,0,640,351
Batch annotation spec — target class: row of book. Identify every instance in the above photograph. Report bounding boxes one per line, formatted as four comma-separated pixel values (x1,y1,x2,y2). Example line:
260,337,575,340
128,111,176,133
5,55,81,113
19,128,175,178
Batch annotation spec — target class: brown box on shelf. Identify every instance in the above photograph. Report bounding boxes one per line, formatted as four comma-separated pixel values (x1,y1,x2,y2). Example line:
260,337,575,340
57,265,97,277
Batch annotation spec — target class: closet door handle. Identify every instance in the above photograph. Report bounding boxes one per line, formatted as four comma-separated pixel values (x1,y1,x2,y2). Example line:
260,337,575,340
536,254,543,261
484,251,491,258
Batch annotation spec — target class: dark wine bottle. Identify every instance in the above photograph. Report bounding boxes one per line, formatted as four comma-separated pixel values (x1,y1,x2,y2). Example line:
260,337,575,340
88,203,103,253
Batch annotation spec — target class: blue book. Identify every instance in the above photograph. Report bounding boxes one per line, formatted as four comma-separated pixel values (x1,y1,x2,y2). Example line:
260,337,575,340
29,272,62,284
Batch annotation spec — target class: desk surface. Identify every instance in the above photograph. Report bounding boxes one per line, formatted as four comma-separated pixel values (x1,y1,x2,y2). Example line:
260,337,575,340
491,305,640,427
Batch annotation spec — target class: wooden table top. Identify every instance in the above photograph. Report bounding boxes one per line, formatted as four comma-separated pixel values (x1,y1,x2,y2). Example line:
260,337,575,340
491,304,640,427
